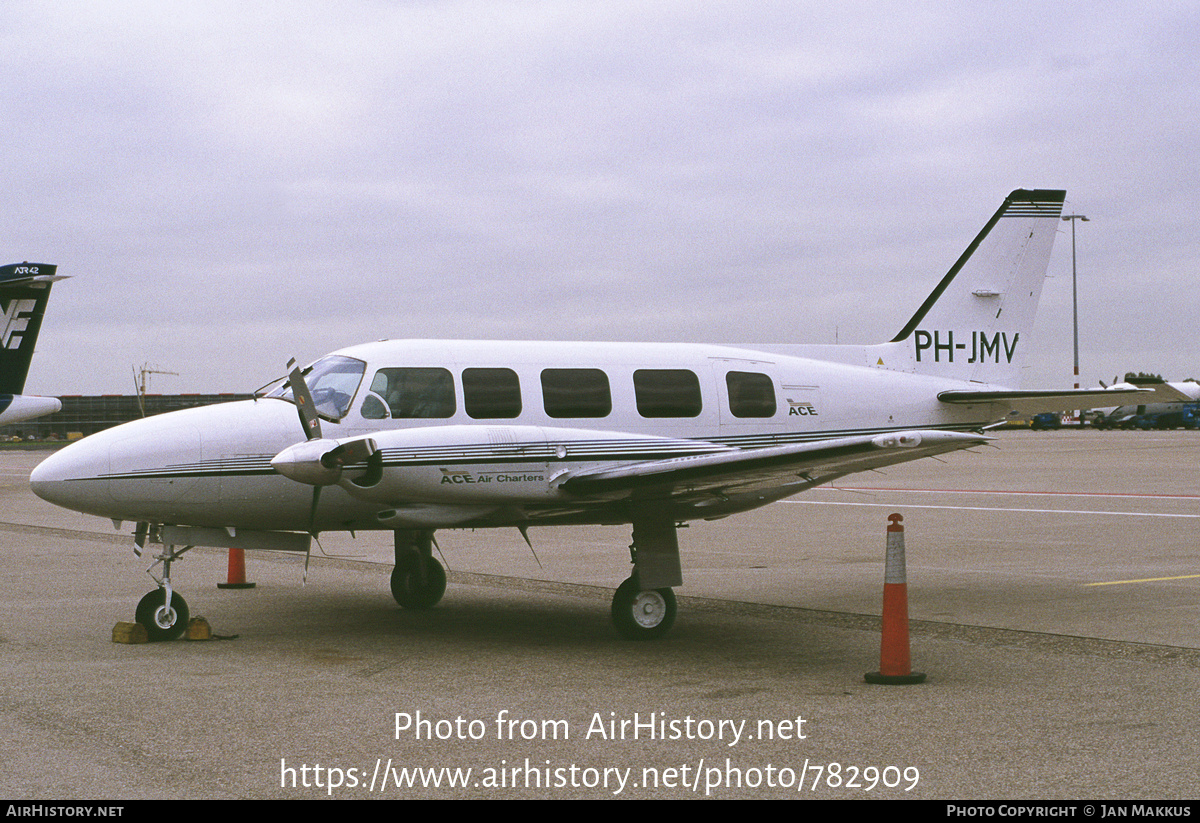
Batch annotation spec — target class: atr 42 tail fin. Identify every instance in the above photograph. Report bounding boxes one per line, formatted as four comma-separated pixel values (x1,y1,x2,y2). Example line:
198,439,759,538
889,189,1066,388
0,262,66,426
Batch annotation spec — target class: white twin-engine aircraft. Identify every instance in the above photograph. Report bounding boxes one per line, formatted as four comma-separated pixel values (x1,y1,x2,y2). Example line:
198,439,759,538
30,189,1176,642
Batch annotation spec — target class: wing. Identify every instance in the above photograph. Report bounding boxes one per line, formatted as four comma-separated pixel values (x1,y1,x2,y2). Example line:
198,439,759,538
557,429,988,500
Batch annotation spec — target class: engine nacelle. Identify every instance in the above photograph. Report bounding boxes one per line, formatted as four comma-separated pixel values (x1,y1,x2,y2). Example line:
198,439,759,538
331,424,711,506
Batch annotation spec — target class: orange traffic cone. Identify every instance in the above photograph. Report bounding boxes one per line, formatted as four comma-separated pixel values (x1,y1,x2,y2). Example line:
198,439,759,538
217,547,256,589
865,514,925,684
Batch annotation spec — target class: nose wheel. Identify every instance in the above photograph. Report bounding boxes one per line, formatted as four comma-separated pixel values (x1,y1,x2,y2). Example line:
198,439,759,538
135,589,190,642
134,538,192,641
611,575,676,640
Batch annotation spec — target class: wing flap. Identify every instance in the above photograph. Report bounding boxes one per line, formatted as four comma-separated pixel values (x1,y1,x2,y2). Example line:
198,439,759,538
559,430,988,498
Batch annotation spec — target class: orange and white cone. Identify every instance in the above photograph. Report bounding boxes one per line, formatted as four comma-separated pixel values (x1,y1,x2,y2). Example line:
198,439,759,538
217,548,256,590
865,513,925,684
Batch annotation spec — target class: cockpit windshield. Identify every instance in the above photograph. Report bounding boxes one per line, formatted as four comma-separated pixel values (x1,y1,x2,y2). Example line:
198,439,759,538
265,355,366,421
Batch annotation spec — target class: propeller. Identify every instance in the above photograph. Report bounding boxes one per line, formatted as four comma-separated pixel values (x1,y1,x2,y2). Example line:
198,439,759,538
287,358,322,441
272,358,378,530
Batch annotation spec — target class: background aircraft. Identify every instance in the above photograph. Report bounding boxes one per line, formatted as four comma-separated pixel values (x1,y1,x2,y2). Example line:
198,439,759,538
1092,380,1200,429
0,263,65,427
30,190,1179,642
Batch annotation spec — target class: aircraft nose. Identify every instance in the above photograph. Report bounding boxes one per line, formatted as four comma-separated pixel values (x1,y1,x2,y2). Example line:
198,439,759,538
30,438,108,513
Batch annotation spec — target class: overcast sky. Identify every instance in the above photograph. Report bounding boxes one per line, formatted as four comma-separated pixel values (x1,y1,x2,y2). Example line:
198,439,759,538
4,1,1197,396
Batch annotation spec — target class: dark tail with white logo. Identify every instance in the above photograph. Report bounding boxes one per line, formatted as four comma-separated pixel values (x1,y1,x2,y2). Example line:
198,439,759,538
0,263,63,395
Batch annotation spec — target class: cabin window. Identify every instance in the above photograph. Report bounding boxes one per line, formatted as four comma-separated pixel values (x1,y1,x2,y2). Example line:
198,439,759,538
541,368,612,418
633,369,702,418
726,371,776,418
462,368,522,419
369,367,456,418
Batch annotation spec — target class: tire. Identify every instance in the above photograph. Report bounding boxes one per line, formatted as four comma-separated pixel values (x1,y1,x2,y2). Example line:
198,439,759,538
135,589,189,642
611,576,677,640
390,556,447,609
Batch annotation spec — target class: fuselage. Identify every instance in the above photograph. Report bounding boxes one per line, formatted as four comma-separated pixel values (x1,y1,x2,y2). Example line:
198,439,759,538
0,394,62,426
30,338,1007,532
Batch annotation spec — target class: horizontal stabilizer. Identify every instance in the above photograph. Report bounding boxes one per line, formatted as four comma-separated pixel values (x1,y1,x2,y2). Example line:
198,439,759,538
0,262,67,289
938,383,1193,414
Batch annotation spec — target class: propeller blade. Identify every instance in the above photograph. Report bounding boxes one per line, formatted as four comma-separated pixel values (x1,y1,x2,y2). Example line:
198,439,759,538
308,485,321,531
287,357,322,441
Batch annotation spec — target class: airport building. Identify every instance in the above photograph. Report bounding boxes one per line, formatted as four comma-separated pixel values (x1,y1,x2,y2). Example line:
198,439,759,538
0,394,253,441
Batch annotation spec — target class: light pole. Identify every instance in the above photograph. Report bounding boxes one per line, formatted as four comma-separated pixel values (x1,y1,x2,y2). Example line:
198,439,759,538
1062,213,1089,420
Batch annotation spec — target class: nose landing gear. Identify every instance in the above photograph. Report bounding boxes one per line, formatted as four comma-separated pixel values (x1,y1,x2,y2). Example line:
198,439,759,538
135,539,193,641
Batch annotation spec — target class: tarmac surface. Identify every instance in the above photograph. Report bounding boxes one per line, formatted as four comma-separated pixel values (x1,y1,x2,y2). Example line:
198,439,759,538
1,430,1198,800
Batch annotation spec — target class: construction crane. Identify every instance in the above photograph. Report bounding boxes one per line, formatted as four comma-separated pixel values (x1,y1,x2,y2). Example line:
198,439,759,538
133,363,179,417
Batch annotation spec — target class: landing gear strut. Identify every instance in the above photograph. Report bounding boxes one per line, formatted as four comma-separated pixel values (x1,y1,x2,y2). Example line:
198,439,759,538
390,529,446,609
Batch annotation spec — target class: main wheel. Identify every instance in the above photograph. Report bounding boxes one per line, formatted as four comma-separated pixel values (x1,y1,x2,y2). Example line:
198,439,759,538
390,556,447,609
611,576,677,640
135,589,190,642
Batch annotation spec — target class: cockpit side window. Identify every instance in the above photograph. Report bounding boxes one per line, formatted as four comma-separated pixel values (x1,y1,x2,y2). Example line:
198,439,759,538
360,392,389,420
267,355,366,421
370,367,456,418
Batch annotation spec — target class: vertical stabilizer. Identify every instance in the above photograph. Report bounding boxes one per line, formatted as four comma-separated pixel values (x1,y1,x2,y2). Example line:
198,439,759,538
0,263,62,395
890,190,1065,387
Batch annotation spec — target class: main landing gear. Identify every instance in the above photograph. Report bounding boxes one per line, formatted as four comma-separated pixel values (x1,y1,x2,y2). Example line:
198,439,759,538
384,518,683,640
390,529,446,609
610,505,683,640
611,575,677,640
